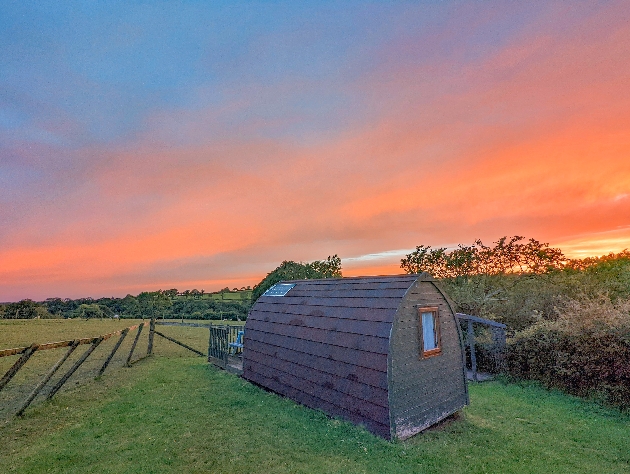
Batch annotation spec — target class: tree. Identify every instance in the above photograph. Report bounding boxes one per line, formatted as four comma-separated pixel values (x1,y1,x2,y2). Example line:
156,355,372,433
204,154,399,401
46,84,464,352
164,289,178,298
4,299,41,319
120,294,141,318
75,303,105,319
252,255,342,302
137,290,172,319
400,236,567,278
44,297,67,317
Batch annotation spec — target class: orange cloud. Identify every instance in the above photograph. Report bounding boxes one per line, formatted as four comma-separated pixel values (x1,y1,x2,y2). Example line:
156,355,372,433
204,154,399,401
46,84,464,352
2,2,629,300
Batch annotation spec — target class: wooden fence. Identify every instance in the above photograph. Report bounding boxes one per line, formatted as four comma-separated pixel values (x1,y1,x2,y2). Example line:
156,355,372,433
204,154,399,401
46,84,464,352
154,320,244,372
0,319,244,418
206,324,243,373
0,321,153,417
456,313,507,382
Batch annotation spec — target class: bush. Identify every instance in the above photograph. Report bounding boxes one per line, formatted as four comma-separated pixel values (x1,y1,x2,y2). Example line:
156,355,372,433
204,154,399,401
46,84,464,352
203,310,221,320
506,297,630,409
441,274,561,331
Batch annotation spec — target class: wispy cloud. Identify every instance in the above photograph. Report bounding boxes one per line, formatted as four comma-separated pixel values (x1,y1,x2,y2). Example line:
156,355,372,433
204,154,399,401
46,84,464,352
1,2,629,300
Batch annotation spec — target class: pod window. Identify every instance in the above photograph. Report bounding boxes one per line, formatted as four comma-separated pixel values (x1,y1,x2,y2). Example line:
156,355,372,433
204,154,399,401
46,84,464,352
419,307,441,358
262,283,295,297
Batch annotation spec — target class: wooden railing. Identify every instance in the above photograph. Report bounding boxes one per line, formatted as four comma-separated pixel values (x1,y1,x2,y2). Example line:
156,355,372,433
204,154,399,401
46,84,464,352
456,313,507,382
0,319,243,417
0,321,154,416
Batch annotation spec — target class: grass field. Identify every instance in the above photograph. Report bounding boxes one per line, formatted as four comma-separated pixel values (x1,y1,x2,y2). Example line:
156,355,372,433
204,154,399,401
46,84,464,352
0,319,240,420
173,291,251,302
0,319,244,349
1,320,629,473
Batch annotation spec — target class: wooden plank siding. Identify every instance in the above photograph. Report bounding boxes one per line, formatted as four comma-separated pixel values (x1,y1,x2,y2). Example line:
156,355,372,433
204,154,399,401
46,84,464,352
261,296,403,310
253,303,395,323
245,320,390,353
388,281,468,439
244,349,389,405
242,274,468,441
246,339,389,389
245,329,388,373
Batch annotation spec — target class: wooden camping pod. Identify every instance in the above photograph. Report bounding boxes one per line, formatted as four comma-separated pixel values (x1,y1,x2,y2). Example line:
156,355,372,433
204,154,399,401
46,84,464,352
242,273,469,440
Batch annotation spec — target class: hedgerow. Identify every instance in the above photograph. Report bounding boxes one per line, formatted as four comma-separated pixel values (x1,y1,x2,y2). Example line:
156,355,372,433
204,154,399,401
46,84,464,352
506,296,630,409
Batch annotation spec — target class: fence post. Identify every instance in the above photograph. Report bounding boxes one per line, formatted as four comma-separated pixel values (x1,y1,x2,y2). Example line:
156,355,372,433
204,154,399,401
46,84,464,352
208,322,212,362
491,326,507,372
147,318,155,356
125,323,144,367
47,337,104,400
17,341,79,416
467,319,478,382
98,328,129,377
0,343,38,393
224,326,229,367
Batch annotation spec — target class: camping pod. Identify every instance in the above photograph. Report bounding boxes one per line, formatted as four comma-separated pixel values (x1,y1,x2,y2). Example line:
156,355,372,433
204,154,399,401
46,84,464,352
242,274,469,440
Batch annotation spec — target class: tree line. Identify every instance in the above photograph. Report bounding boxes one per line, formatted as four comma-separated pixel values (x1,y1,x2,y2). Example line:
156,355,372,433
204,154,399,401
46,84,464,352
0,254,343,322
0,288,253,321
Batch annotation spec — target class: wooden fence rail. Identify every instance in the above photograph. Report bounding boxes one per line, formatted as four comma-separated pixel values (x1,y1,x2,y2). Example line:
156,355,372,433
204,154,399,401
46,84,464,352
0,321,150,417
16,341,79,416
0,319,243,418
0,323,147,359
456,313,507,382
153,330,205,357
99,328,129,377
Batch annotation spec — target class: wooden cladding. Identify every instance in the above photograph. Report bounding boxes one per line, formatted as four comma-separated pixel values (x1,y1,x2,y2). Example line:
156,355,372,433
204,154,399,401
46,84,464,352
243,274,468,440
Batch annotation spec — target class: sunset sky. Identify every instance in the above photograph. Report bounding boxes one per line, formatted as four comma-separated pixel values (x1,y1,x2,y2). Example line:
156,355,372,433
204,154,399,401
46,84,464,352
1,1,629,301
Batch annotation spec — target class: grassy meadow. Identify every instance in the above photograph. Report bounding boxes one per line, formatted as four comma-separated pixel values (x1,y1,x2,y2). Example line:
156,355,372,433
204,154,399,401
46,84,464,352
0,319,236,420
0,354,628,474
0,318,146,349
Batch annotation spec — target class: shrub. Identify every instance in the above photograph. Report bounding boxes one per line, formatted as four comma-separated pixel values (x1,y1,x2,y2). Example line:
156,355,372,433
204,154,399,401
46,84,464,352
506,296,630,409
203,310,220,320
441,274,556,330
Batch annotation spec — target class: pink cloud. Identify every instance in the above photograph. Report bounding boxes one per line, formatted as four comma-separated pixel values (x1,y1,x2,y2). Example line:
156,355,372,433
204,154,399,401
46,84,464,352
2,2,630,300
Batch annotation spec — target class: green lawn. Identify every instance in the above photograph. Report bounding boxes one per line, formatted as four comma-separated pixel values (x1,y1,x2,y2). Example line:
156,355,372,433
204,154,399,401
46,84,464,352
0,319,230,420
1,355,628,474
0,318,147,349
0,318,244,350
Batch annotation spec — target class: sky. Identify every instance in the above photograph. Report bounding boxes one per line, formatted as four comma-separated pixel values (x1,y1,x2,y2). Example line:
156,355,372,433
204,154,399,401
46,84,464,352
1,1,629,301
